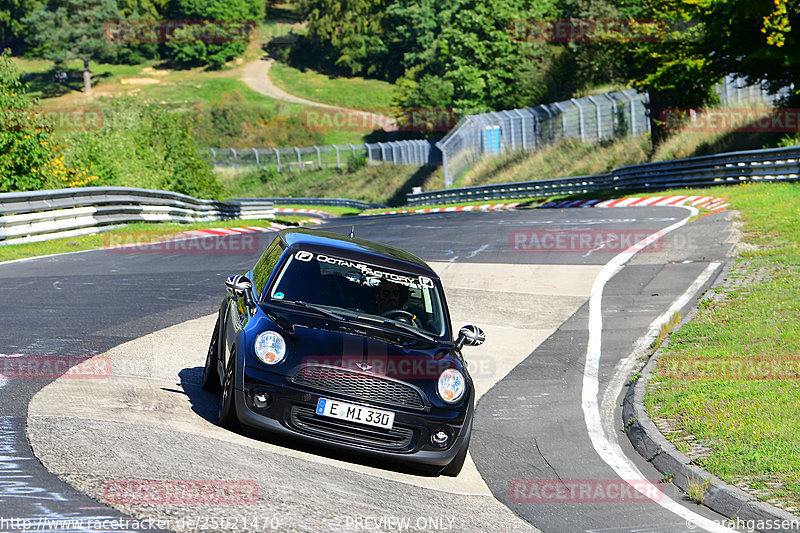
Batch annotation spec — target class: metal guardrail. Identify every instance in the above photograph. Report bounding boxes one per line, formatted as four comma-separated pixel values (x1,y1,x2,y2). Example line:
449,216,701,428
241,197,386,210
0,187,276,245
407,145,800,206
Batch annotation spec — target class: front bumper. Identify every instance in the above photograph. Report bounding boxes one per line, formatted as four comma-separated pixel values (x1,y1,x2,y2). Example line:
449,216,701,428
235,365,473,467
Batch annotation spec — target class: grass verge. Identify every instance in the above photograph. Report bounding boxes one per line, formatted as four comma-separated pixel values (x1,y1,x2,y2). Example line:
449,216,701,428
642,182,800,511
269,61,395,111
0,218,308,264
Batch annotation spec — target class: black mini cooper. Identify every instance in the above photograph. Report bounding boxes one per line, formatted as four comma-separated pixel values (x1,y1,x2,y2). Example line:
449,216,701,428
202,228,485,476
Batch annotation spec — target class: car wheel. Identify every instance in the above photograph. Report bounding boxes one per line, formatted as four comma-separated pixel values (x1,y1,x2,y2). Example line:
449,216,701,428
201,318,220,392
218,345,240,430
440,434,470,477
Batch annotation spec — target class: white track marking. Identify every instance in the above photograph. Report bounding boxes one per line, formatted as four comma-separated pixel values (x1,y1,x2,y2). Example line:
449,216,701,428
582,206,735,533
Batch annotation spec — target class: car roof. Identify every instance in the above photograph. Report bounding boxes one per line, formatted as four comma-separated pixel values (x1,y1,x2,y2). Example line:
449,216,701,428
278,228,439,278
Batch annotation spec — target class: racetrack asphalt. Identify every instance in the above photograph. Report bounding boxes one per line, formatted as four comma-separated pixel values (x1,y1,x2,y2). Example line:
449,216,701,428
2,207,739,532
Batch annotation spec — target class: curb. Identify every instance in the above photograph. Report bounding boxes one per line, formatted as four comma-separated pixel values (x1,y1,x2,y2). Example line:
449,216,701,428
362,196,728,218
541,195,729,212
273,208,336,219
360,202,521,216
623,311,800,530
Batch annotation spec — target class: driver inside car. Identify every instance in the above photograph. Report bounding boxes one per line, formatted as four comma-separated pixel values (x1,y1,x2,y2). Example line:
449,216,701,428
376,280,405,314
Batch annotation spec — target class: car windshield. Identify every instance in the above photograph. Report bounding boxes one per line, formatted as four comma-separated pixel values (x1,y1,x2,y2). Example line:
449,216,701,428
268,250,448,338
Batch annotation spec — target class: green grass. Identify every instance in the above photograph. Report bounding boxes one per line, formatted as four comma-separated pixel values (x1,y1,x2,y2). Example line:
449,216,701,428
220,163,438,207
0,218,307,263
269,61,395,112
643,182,800,510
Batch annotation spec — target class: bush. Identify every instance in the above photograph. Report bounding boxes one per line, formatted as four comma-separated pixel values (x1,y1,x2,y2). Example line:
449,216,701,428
63,98,223,199
0,50,96,191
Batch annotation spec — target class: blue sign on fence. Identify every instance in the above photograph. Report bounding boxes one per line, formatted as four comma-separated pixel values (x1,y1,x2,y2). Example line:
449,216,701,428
484,126,501,154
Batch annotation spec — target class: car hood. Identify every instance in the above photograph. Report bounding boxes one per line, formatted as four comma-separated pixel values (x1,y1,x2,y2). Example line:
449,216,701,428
278,321,463,382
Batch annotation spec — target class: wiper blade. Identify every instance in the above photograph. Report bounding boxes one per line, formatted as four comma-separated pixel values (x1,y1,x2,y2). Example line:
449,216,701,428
292,301,344,321
357,315,436,343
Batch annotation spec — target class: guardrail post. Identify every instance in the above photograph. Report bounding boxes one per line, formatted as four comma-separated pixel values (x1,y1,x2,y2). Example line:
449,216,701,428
295,146,302,171
274,148,281,172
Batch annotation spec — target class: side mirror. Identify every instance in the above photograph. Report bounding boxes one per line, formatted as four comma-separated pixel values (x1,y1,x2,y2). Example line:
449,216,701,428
225,275,256,314
454,325,485,350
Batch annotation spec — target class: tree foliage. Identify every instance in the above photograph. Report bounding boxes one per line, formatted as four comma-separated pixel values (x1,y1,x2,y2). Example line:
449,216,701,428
163,0,263,69
0,50,96,192
24,0,121,92
0,0,42,50
63,98,223,198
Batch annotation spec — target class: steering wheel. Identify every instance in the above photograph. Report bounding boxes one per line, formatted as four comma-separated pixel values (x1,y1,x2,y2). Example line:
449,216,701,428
381,309,421,327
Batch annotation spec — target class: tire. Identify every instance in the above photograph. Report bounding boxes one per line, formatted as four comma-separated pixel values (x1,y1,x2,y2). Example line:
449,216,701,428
218,345,240,430
201,318,220,392
440,439,469,477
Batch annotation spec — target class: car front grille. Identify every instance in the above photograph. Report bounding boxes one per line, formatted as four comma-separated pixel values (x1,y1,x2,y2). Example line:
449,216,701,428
291,365,426,410
289,406,415,451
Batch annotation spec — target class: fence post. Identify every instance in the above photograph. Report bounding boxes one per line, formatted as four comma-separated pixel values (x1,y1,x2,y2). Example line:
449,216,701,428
274,148,281,172
314,145,321,169
295,146,302,171
586,95,602,140
335,145,341,168
553,102,568,140
350,143,357,160
366,143,373,165
622,91,637,136
514,109,528,150
252,148,260,169
570,98,586,143
543,105,554,142
209,148,217,169
231,148,238,172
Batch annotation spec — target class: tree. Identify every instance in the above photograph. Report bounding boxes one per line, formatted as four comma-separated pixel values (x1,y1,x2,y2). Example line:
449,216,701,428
393,0,560,113
0,0,43,50
299,0,389,77
164,0,263,69
24,0,121,93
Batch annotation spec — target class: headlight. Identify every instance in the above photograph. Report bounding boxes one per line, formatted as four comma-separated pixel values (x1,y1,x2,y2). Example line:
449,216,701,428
437,368,466,403
254,331,286,365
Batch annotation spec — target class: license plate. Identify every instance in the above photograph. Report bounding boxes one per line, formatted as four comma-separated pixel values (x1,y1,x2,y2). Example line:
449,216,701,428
315,398,395,430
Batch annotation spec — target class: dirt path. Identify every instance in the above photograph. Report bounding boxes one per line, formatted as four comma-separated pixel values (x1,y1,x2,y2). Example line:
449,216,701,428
242,56,397,131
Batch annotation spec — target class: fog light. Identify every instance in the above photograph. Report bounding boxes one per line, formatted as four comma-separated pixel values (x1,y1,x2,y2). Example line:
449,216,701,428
431,430,449,447
253,392,271,410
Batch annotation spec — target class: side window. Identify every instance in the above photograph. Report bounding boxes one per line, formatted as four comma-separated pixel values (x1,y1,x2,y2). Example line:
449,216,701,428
253,237,284,297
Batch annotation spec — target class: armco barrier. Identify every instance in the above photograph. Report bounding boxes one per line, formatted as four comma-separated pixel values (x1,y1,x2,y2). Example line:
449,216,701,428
0,187,275,245
239,197,386,210
407,144,800,206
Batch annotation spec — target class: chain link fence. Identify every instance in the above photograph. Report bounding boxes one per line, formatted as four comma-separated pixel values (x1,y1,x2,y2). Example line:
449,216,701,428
200,140,439,172
436,78,791,187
